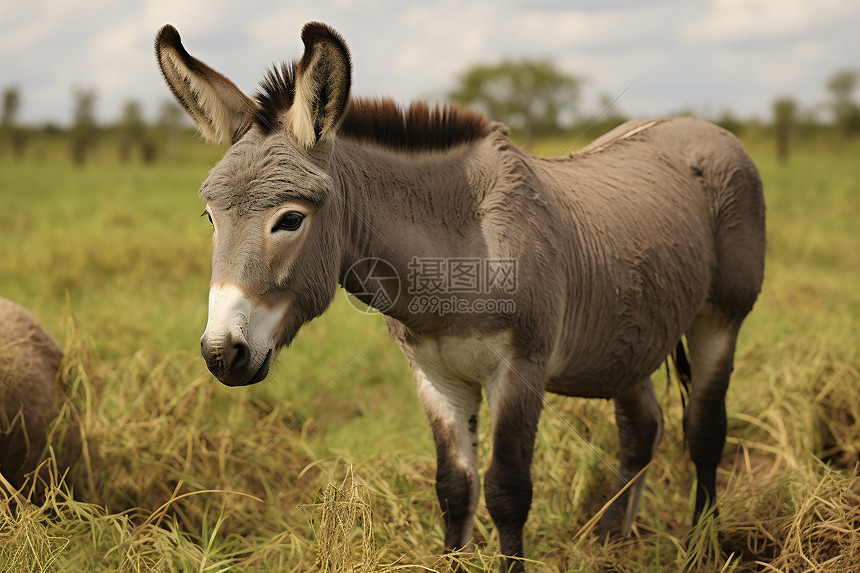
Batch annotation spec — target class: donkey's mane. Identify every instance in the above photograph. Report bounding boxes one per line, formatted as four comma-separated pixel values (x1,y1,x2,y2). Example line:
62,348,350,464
255,62,299,131
255,63,490,152
338,98,490,152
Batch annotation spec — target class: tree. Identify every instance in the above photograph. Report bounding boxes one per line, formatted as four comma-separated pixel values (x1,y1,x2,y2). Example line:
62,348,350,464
1,87,20,130
773,98,796,162
156,101,184,162
449,59,581,147
118,100,145,162
827,69,860,135
1,86,26,159
71,89,98,164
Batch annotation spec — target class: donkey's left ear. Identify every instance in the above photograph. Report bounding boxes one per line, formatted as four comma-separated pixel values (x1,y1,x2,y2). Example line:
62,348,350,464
287,22,352,149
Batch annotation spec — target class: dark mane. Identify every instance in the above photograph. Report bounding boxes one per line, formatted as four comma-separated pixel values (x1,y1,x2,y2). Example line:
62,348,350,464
254,62,298,131
254,64,490,151
338,98,490,152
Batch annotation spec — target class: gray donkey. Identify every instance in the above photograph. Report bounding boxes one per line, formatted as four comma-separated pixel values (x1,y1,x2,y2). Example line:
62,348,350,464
156,22,765,571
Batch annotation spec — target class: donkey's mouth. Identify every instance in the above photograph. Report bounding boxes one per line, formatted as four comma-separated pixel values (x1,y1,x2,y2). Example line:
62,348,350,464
245,349,273,385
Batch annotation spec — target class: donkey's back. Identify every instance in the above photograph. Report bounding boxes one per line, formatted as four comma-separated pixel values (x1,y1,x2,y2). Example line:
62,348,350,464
529,117,765,399
572,116,766,327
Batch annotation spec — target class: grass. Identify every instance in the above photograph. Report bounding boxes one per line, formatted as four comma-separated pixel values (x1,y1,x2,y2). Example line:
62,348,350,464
0,131,859,572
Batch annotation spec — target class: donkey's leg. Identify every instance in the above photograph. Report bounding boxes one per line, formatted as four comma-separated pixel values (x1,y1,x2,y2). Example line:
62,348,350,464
599,375,663,540
415,367,483,552
683,305,740,523
484,360,544,573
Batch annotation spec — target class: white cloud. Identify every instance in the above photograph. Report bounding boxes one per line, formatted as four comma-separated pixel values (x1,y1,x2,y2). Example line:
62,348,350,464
682,0,858,45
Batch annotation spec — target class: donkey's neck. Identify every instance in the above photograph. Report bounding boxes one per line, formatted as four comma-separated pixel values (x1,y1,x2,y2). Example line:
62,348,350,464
331,139,496,328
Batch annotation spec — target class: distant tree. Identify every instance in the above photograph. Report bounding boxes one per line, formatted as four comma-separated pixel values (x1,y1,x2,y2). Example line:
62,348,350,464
118,100,145,162
773,98,797,162
827,69,860,135
71,89,98,164
1,87,27,159
449,59,581,147
156,101,184,162
0,87,19,125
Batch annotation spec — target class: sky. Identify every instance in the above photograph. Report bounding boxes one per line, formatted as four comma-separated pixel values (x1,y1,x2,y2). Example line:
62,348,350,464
1,0,858,127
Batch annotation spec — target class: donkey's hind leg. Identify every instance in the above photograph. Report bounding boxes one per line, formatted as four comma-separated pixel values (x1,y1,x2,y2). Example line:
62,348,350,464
683,304,741,523
599,375,663,540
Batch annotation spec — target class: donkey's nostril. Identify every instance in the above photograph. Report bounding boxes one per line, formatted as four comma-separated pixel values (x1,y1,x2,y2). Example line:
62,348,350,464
220,338,250,374
230,341,249,372
201,332,251,378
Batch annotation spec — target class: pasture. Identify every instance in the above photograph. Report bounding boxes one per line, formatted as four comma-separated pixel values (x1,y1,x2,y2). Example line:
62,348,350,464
1,132,858,572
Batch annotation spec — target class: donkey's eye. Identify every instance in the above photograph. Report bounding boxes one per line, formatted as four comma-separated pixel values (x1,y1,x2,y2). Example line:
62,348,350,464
272,211,305,233
201,210,213,225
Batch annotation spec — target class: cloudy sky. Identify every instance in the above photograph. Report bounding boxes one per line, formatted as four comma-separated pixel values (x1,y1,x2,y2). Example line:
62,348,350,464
1,0,858,126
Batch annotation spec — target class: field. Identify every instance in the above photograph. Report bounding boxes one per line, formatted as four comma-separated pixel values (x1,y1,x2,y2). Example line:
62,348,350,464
1,131,859,572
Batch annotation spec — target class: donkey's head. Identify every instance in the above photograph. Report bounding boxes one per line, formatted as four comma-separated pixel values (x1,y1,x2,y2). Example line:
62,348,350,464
156,23,352,386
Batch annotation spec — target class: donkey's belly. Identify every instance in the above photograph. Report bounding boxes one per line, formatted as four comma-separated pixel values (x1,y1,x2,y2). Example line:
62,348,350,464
545,317,689,399
545,365,656,399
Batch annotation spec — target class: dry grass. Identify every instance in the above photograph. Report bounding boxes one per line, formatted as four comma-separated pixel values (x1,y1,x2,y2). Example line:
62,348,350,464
717,462,860,573
2,309,858,572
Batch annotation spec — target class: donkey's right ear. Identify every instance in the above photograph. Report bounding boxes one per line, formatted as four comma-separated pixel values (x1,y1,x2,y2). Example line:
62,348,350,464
155,25,258,144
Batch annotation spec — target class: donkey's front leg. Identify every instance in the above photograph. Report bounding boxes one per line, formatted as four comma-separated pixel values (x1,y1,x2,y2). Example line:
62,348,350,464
484,360,544,573
415,367,483,553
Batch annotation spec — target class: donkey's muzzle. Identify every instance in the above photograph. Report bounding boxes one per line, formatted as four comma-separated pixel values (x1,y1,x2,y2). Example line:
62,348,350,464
201,333,272,386
201,283,283,386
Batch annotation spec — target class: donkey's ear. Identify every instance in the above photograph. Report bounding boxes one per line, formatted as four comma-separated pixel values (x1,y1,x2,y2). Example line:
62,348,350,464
287,22,352,149
155,25,257,144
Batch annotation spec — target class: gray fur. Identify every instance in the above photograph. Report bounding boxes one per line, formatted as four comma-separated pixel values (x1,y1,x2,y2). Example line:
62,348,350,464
157,23,765,569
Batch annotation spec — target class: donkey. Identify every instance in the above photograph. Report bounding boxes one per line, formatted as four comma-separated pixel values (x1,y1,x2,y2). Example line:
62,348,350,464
0,297,81,490
156,22,765,570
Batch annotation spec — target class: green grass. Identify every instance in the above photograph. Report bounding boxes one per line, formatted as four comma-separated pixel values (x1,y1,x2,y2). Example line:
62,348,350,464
1,133,859,572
